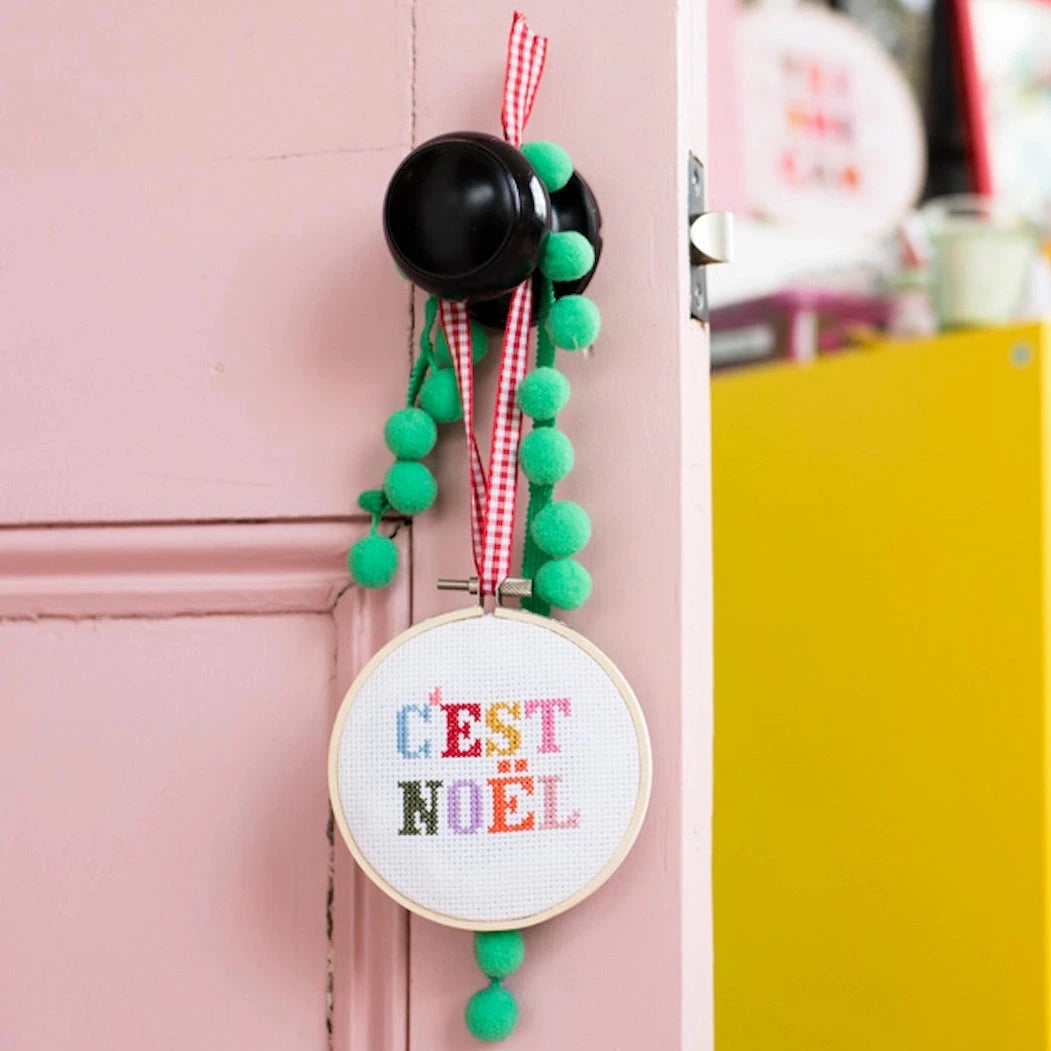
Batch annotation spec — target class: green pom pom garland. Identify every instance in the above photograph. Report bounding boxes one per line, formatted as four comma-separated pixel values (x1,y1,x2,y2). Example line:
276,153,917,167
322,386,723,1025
517,366,570,421
539,231,595,283
352,145,605,624
532,500,591,557
384,460,437,515
548,294,601,350
464,983,519,1042
535,557,592,609
474,930,525,979
519,427,574,484
384,407,437,460
521,140,573,192
420,367,464,423
348,533,398,589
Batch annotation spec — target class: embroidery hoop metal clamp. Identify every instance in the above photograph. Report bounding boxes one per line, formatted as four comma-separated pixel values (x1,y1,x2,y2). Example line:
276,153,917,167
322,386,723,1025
437,576,533,608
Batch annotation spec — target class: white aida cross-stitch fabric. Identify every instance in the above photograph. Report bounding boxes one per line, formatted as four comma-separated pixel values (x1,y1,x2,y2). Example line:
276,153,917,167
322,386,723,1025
333,612,646,926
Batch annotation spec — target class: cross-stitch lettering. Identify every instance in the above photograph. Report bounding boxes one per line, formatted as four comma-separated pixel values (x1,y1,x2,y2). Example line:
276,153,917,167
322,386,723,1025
394,688,581,835
397,694,572,759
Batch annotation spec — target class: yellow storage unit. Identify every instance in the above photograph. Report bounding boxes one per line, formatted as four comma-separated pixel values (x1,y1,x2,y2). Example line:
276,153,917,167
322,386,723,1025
713,323,1051,1050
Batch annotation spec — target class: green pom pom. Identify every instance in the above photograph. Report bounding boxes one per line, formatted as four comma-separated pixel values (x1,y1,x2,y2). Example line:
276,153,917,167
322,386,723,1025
383,460,437,515
532,500,591,557
434,322,488,368
348,534,398,588
540,231,595,283
519,427,574,484
535,557,592,609
464,984,518,1042
357,489,386,515
517,367,570,421
521,141,574,193
384,408,437,460
548,295,602,350
474,930,525,979
420,368,463,423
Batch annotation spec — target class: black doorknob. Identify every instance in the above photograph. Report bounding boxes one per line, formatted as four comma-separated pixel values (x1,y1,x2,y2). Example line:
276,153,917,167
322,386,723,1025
383,131,551,302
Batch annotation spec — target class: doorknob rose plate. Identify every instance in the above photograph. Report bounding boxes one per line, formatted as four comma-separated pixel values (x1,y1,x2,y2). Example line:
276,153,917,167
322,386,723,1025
469,169,603,329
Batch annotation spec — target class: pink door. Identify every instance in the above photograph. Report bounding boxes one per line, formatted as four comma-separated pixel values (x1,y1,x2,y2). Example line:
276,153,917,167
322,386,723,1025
1,2,712,1049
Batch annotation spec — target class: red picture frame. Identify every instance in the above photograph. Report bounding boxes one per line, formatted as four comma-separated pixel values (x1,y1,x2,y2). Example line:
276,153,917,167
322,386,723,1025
952,0,994,194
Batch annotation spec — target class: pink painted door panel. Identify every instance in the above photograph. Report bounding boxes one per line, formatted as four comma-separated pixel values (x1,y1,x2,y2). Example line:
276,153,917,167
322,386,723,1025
0,532,410,1051
2,612,333,1048
0,0,412,523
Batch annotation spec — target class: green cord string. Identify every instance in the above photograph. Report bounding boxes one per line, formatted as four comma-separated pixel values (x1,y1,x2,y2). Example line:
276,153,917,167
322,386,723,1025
534,278,556,368
406,295,439,407
520,278,558,615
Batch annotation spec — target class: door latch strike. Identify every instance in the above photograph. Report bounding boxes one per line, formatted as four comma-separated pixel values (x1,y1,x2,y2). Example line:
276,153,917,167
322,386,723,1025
688,153,734,322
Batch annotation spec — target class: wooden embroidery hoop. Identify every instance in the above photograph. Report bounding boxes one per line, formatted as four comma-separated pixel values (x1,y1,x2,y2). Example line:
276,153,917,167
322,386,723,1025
327,604,652,931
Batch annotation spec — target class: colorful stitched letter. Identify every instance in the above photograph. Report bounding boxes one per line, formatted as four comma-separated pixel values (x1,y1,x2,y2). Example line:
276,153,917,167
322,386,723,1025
536,773,581,829
485,701,522,756
524,697,572,753
397,704,431,759
441,702,483,758
447,779,484,835
398,779,443,835
488,764,536,833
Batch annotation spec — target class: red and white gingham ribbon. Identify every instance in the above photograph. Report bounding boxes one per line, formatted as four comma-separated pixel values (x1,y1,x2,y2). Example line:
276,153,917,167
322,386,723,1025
438,12,547,597
501,10,548,148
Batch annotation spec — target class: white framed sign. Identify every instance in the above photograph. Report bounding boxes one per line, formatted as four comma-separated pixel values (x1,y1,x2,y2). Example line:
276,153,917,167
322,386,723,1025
328,606,651,930
736,3,925,236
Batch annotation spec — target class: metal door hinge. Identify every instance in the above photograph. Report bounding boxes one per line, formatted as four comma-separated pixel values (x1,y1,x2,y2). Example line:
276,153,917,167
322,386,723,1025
688,153,734,322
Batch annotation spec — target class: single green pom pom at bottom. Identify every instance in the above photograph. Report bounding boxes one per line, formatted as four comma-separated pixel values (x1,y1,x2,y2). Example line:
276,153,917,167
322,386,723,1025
540,231,596,283
548,294,602,350
535,557,592,609
465,983,518,1042
348,534,398,588
474,930,525,979
384,460,437,515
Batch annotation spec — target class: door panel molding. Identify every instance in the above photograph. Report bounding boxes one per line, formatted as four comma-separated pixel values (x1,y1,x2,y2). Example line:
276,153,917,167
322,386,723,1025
331,579,412,1051
0,519,373,618
0,517,413,1050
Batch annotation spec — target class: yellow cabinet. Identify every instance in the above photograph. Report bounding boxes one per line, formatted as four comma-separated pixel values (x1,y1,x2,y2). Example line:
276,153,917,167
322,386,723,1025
713,323,1051,1050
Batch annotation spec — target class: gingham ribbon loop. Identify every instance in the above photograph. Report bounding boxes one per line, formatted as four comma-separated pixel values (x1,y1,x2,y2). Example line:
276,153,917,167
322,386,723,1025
501,11,548,147
438,13,547,597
